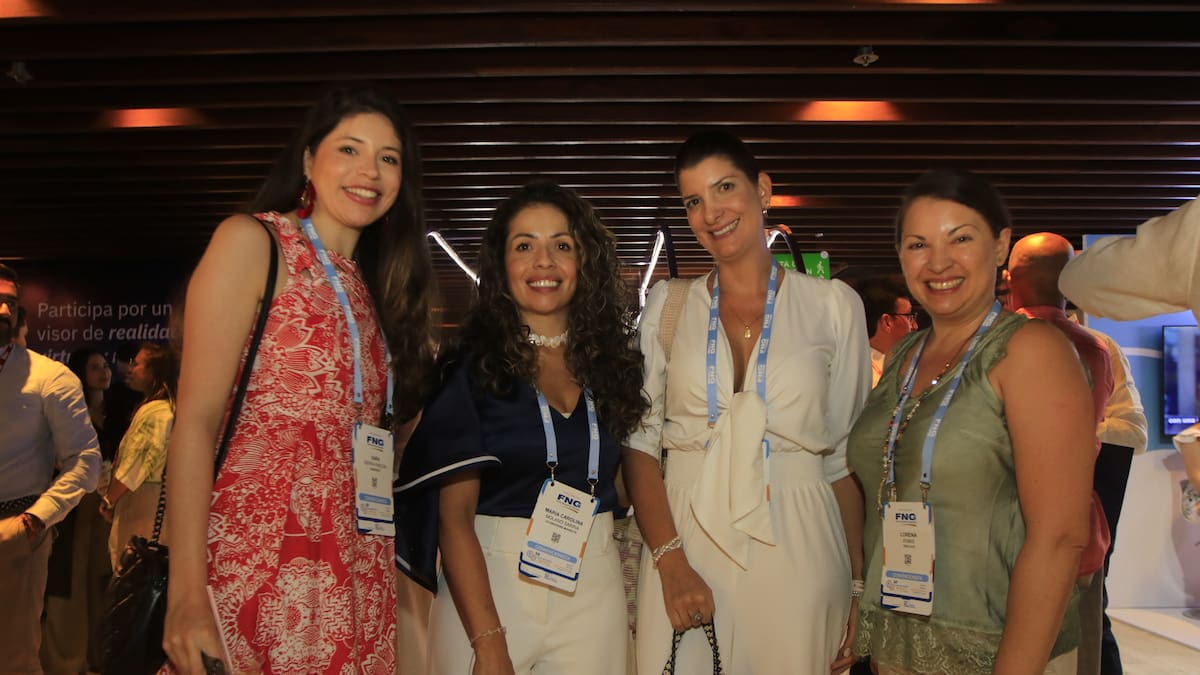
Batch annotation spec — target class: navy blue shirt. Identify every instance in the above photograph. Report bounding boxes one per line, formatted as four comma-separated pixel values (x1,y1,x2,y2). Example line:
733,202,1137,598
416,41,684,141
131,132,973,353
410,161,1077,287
394,356,622,590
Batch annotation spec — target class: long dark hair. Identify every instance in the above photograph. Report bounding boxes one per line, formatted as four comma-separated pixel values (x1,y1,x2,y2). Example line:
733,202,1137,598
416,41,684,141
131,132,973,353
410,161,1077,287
458,181,649,440
67,347,107,396
248,81,436,421
135,342,179,409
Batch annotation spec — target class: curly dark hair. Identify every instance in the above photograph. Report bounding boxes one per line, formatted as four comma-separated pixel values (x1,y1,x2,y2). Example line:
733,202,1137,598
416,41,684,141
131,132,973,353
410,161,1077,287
458,181,649,440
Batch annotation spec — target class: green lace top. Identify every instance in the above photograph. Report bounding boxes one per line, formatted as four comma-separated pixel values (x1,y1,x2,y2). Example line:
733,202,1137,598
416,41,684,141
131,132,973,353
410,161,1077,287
847,312,1079,675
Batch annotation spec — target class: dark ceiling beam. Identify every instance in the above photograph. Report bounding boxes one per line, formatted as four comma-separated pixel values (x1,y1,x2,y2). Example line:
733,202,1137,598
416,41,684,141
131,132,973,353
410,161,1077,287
7,160,1200,183
7,74,1200,111
9,1,1191,26
6,125,1200,154
15,46,1200,89
5,201,1171,224
5,101,1200,134
6,141,1200,169
6,11,1200,61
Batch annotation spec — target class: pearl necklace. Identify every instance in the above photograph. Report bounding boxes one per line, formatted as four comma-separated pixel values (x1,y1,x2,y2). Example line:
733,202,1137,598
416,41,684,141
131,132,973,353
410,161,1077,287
527,330,568,348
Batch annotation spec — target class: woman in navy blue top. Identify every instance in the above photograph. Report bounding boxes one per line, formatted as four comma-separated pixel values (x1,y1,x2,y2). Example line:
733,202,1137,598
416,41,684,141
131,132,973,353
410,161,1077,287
395,181,647,675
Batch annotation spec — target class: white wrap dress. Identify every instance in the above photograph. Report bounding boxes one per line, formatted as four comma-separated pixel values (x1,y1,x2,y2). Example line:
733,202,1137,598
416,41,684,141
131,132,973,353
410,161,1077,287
628,270,870,674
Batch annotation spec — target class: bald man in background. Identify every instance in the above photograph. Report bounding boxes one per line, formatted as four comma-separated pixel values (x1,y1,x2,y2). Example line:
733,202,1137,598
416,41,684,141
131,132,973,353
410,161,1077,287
1007,233,1114,675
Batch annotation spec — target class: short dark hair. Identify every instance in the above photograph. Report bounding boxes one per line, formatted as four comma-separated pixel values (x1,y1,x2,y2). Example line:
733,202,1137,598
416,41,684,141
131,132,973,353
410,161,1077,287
0,263,19,288
674,129,761,185
853,277,908,339
15,305,26,329
895,168,1011,244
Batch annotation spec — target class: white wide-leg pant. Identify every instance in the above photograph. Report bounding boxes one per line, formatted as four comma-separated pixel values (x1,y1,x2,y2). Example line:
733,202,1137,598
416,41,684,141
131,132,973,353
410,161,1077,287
430,513,626,675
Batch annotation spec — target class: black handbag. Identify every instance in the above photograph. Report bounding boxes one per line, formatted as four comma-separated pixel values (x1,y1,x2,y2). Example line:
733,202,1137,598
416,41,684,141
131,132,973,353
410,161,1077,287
99,218,278,675
662,621,725,675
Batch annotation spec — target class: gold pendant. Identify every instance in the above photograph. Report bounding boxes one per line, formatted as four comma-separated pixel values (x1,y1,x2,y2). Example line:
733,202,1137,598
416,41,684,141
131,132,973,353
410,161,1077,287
743,325,752,340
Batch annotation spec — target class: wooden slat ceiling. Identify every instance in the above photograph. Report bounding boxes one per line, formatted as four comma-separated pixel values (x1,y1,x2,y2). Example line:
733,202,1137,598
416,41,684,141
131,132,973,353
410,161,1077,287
3,0,1200,317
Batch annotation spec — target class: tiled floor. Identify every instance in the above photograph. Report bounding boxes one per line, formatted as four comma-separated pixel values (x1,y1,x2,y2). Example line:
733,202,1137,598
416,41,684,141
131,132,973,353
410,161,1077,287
1111,616,1200,675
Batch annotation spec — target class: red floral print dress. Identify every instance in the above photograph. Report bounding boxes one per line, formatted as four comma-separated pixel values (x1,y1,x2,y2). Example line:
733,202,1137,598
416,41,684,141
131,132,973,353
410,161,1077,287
180,212,395,674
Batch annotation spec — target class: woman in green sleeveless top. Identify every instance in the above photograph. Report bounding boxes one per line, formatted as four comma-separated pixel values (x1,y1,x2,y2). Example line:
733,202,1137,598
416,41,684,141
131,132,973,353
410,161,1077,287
847,169,1096,675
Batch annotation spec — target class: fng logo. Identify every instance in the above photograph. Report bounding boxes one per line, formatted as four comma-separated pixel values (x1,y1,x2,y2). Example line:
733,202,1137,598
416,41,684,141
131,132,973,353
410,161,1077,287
557,494,582,509
366,435,386,448
895,512,917,521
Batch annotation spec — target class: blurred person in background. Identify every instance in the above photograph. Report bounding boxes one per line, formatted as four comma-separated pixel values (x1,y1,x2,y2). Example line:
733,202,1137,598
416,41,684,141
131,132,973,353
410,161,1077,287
41,348,116,674
100,343,179,569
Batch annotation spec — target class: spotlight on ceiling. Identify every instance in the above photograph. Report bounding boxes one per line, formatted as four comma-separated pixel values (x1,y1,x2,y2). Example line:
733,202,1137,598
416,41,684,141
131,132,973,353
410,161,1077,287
853,46,879,68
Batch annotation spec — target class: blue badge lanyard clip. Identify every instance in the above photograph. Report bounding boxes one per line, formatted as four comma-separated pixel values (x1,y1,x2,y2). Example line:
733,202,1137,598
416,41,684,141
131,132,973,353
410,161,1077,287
883,301,1001,507
537,389,601,500
299,217,395,428
706,264,779,465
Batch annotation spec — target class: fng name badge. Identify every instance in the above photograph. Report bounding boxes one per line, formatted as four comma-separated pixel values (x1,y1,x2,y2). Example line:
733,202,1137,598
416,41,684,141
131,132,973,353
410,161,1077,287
880,501,935,616
518,479,598,593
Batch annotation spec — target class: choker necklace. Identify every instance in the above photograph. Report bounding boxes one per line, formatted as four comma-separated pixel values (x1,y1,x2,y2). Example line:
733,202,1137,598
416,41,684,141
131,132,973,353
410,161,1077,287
528,330,568,348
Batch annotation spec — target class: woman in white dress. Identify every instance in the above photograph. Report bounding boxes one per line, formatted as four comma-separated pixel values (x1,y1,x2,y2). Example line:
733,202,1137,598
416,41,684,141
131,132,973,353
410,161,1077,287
623,130,871,674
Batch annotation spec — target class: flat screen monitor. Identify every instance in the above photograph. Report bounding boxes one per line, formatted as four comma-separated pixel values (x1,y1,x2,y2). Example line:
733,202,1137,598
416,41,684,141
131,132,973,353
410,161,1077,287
1162,325,1200,436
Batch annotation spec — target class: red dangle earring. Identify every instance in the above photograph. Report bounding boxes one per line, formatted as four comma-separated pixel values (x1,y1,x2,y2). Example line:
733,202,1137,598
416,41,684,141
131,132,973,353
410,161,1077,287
297,179,315,219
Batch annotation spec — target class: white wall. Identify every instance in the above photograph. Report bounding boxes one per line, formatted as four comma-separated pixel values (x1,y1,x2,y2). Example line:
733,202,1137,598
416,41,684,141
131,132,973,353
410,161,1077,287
1107,450,1200,609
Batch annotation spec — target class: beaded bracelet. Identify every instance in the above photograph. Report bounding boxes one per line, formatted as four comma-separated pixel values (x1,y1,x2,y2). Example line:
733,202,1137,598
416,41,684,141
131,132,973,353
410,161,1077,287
652,535,683,568
850,579,865,599
469,625,506,648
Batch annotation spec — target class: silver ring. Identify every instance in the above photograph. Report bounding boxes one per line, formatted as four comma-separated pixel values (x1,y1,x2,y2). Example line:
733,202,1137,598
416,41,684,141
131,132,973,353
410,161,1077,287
692,612,703,624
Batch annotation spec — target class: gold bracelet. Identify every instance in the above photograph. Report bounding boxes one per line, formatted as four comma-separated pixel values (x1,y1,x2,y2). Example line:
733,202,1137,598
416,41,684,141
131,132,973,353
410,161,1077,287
651,535,683,568
469,625,506,648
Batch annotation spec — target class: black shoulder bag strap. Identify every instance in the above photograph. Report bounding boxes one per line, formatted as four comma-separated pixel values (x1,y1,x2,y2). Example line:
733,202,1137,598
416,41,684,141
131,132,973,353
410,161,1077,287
149,217,279,544
212,217,279,478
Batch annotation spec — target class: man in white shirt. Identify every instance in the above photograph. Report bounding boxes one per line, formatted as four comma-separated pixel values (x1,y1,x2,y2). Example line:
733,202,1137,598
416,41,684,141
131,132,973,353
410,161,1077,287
0,263,100,674
852,276,917,387
1059,198,1200,517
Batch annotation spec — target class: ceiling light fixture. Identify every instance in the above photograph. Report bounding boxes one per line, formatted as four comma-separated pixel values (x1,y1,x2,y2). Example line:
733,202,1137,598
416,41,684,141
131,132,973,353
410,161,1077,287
795,100,901,122
426,231,479,284
99,107,205,128
853,46,879,67
639,229,666,310
6,61,32,84
769,195,805,208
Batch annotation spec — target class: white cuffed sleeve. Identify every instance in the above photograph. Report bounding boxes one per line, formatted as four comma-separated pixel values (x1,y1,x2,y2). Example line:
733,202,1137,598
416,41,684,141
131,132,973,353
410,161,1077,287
823,279,872,482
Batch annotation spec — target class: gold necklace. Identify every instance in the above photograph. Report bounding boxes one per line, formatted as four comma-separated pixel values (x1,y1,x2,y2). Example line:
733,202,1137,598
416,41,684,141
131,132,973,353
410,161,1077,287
876,331,972,512
724,308,761,340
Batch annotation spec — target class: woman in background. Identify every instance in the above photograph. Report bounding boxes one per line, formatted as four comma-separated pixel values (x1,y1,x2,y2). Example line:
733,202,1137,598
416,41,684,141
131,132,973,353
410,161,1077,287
100,342,178,568
395,181,647,674
40,348,115,673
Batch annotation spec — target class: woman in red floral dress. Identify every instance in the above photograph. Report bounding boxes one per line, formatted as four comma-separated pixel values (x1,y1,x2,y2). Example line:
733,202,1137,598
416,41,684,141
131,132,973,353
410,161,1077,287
161,82,436,675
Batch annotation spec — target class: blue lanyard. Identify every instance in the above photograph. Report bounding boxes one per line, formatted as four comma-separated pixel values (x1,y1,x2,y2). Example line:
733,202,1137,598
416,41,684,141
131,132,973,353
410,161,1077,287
706,263,780,426
536,388,601,497
883,301,1002,504
299,216,393,421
